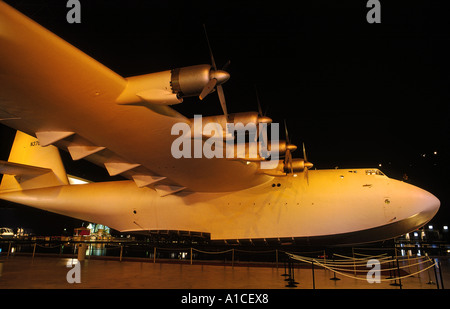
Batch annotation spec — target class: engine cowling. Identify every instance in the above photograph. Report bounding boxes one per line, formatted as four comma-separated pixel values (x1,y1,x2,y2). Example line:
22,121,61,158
267,141,297,156
283,158,313,173
170,64,229,98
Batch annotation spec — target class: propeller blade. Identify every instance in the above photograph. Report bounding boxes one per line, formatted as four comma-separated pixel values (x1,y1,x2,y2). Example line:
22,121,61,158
258,123,269,158
217,85,228,117
303,143,307,163
203,24,217,70
255,85,263,116
302,143,312,185
202,24,230,118
283,148,293,175
254,86,272,123
199,78,217,100
222,60,231,71
288,150,293,174
284,119,290,144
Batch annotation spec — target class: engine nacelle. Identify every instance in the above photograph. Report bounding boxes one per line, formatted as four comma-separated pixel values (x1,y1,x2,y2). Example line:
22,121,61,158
170,64,229,98
189,112,272,140
283,158,313,173
115,64,230,106
267,141,297,156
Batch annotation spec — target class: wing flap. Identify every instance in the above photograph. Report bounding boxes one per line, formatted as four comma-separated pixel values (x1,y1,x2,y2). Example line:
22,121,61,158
154,185,186,197
132,175,167,188
0,160,51,177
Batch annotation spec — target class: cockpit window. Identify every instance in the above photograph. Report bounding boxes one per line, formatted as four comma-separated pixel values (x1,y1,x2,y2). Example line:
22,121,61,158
365,169,385,176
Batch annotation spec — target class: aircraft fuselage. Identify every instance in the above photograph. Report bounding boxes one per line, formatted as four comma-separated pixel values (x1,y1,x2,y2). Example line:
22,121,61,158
0,168,439,245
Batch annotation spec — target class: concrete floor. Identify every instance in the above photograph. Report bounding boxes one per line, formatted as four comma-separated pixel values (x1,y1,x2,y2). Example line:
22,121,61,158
0,255,447,289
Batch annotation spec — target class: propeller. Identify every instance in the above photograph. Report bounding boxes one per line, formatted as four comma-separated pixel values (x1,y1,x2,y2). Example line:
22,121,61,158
199,24,230,118
302,143,314,185
254,86,273,158
283,120,297,174
282,121,313,183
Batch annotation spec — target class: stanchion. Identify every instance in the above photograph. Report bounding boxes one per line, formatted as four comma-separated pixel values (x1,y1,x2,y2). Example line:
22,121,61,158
330,254,340,281
433,258,439,289
282,256,289,277
153,247,156,263
119,244,123,262
433,258,443,289
311,260,316,289
389,256,402,287
437,260,444,289
285,257,298,288
425,253,435,285
291,259,298,286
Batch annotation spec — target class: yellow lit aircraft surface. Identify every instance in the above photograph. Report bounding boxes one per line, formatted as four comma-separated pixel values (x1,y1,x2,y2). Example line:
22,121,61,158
0,2,440,245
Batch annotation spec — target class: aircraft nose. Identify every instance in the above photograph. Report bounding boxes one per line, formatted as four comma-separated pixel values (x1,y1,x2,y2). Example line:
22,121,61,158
424,190,440,214
415,187,440,220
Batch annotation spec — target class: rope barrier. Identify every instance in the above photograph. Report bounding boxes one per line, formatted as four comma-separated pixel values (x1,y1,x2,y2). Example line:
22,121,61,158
234,249,276,254
292,253,428,270
193,248,234,254
286,252,437,282
36,243,62,249
333,253,388,261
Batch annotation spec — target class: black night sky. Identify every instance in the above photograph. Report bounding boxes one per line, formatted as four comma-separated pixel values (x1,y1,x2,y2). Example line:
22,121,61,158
1,0,449,235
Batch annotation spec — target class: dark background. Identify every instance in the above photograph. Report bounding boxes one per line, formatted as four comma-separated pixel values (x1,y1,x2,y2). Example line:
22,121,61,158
1,0,449,235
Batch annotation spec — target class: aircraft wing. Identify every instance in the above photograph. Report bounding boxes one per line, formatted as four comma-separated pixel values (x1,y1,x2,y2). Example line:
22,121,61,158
0,2,271,193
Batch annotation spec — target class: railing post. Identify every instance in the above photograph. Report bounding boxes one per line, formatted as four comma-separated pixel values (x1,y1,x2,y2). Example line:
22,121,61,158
119,244,123,262
396,257,403,289
190,247,193,265
232,249,234,268
32,243,37,259
437,260,444,289
6,242,11,259
153,247,156,263
276,249,278,269
352,247,356,275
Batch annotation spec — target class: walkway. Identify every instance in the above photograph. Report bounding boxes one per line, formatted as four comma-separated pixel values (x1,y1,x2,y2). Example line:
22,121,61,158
0,255,447,289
